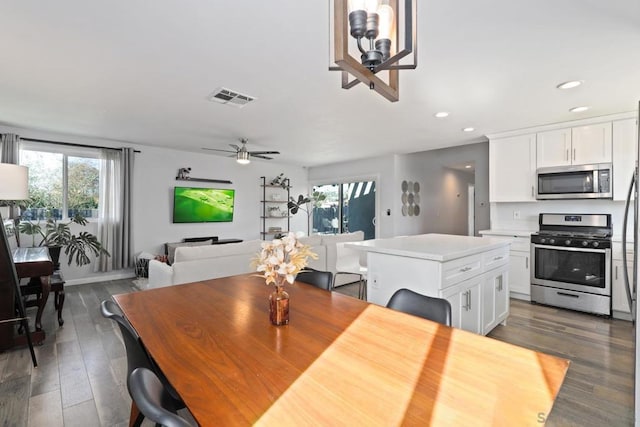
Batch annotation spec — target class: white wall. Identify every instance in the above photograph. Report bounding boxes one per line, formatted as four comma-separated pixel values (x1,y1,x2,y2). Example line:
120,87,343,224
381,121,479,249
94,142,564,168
397,142,490,237
133,145,308,255
1,124,308,284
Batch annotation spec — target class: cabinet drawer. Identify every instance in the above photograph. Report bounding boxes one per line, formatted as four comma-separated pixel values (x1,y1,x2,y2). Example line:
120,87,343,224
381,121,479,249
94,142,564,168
483,247,509,270
510,237,531,252
442,255,482,288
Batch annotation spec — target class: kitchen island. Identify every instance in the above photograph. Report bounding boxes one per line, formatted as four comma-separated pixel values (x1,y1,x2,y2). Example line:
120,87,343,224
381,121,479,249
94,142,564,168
347,233,511,335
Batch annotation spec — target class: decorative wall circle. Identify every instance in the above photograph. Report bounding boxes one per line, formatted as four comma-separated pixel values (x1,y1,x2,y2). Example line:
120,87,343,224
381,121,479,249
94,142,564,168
401,180,420,217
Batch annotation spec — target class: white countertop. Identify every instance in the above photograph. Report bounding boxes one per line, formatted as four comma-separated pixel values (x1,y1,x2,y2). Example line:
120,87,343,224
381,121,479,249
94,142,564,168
346,233,510,262
478,229,535,237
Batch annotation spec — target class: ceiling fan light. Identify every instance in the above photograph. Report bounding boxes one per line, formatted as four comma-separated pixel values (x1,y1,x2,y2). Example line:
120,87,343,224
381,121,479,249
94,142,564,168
237,151,250,164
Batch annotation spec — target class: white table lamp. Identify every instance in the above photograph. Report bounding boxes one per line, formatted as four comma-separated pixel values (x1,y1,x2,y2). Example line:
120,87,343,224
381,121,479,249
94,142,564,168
0,163,29,201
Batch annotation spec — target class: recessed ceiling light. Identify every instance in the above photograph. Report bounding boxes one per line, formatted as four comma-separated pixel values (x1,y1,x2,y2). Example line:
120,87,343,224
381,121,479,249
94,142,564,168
569,106,589,113
462,127,475,132
464,165,472,169
434,112,449,118
556,80,583,90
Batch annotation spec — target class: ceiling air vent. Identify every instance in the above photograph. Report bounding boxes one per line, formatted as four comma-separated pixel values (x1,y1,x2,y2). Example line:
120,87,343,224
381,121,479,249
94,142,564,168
207,87,257,108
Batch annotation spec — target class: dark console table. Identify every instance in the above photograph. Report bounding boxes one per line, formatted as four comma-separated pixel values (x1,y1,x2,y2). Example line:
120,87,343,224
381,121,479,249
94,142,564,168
0,247,53,350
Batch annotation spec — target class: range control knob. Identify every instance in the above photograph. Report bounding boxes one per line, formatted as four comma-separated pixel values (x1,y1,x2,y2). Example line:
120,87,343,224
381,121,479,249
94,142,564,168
593,241,600,248
565,239,571,246
582,241,589,247
549,239,556,245
540,238,546,244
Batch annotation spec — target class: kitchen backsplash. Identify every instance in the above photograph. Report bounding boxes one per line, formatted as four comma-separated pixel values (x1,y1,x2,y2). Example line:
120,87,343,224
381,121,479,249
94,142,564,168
490,199,632,238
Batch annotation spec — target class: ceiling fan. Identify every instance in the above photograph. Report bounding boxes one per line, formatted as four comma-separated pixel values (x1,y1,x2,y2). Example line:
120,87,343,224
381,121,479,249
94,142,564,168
203,138,280,165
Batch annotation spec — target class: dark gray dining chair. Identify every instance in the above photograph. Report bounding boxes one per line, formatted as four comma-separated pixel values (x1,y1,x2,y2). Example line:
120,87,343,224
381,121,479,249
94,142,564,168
386,288,452,327
128,367,195,427
296,268,333,291
100,300,185,426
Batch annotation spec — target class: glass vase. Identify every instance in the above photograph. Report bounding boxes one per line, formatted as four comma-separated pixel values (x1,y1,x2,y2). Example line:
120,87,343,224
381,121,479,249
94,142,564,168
269,284,289,326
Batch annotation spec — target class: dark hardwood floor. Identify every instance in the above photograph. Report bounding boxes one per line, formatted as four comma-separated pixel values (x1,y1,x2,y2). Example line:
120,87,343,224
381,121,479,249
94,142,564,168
0,281,634,426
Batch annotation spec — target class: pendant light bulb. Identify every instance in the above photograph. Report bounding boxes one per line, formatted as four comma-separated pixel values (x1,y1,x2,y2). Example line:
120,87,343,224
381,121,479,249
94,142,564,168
377,4,394,40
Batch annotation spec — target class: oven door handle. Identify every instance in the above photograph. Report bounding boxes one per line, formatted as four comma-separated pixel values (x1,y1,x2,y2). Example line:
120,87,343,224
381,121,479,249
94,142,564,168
531,244,609,254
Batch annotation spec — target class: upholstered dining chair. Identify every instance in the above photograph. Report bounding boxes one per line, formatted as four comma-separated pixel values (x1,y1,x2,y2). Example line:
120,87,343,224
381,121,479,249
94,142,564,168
296,268,333,291
128,367,195,427
100,300,185,427
333,242,367,299
386,288,452,327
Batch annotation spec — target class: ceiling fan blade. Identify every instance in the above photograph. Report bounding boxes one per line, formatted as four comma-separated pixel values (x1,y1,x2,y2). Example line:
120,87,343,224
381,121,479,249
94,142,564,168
249,151,280,155
202,148,236,153
230,144,241,151
250,154,273,160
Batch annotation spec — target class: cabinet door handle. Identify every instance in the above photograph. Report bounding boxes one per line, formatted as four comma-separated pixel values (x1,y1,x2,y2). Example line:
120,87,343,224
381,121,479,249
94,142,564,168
493,256,503,261
460,266,472,272
468,290,472,309
573,148,576,161
525,256,529,269
615,265,618,280
531,186,534,197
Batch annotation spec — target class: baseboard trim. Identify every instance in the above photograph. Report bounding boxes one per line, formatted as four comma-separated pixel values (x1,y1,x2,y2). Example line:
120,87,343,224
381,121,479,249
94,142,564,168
65,270,136,286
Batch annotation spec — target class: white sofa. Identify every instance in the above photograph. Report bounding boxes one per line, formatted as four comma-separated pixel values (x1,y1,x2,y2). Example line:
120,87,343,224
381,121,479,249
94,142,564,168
147,231,365,288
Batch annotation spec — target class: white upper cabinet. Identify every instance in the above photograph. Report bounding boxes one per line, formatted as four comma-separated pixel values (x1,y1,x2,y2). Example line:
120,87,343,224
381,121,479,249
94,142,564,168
537,128,571,168
571,123,612,165
536,123,612,168
489,133,536,202
612,118,638,201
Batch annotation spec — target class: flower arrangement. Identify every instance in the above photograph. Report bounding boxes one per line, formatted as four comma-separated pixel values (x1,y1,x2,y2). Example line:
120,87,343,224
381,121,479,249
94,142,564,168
253,232,317,286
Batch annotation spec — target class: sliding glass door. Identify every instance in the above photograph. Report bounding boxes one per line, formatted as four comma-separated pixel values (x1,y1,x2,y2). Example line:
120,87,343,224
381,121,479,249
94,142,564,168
312,180,376,239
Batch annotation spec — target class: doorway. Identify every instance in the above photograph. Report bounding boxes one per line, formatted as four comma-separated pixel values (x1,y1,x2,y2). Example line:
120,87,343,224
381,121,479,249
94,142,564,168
312,180,376,239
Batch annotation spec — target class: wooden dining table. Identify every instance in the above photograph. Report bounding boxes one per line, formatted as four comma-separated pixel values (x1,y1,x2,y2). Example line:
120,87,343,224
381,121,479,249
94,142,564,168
114,274,570,426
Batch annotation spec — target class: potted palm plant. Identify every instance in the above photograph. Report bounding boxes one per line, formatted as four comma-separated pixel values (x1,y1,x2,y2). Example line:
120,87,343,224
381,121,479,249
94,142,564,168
19,212,109,268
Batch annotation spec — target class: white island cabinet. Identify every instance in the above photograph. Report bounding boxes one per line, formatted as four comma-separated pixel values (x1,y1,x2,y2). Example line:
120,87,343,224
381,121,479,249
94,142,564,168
347,234,511,335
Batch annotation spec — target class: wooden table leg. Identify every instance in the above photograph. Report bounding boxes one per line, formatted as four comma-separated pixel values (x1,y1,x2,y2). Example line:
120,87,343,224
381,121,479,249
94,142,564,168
55,289,65,326
129,401,143,427
34,276,50,331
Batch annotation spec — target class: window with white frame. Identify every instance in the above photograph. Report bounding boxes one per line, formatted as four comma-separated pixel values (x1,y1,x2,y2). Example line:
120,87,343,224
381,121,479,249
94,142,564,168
19,143,101,220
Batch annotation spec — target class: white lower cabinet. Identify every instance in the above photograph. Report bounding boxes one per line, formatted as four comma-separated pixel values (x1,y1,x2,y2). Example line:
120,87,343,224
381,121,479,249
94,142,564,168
612,259,633,315
508,250,530,299
482,267,509,334
611,242,634,320
442,276,482,334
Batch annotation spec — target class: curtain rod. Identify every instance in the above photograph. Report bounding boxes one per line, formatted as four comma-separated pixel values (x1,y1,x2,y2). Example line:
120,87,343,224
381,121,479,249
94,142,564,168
21,137,141,153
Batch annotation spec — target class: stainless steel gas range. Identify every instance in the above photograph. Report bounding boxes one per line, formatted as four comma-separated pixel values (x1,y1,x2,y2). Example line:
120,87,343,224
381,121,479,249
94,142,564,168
530,213,612,316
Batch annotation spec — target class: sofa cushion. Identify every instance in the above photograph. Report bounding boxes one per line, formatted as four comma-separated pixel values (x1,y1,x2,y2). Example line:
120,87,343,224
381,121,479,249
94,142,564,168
174,239,263,264
166,239,212,264
299,235,323,247
320,231,365,246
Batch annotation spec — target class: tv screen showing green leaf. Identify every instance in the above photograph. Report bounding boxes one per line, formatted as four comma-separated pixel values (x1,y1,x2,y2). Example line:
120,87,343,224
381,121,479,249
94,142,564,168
173,187,235,223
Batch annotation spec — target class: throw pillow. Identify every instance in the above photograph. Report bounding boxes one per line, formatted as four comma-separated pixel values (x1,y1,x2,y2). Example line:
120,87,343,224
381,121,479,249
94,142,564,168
166,239,213,265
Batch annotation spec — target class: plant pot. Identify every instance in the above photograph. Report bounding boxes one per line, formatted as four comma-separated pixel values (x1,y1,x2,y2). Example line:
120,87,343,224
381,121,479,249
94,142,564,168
47,245,62,270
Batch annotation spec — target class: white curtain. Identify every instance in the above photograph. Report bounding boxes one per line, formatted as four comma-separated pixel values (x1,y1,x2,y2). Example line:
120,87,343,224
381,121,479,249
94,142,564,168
0,133,21,219
96,148,133,271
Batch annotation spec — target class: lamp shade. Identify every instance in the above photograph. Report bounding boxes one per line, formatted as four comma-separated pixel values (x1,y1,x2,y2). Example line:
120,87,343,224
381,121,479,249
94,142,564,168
0,163,29,200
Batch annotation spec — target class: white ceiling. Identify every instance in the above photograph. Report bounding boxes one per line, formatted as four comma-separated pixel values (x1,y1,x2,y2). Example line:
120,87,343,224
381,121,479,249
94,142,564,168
0,1,638,167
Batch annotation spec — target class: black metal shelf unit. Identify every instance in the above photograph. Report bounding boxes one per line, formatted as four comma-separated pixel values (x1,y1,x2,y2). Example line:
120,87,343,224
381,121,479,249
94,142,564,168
260,176,291,240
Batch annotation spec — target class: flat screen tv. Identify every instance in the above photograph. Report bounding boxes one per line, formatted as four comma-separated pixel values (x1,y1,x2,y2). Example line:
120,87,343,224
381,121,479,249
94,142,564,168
173,186,235,223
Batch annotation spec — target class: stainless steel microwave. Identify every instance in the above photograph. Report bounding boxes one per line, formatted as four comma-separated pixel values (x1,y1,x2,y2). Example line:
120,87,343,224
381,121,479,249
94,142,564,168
536,163,612,200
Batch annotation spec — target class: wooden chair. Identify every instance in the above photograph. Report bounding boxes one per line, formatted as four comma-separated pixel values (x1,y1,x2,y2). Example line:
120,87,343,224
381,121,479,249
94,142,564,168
386,288,452,326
